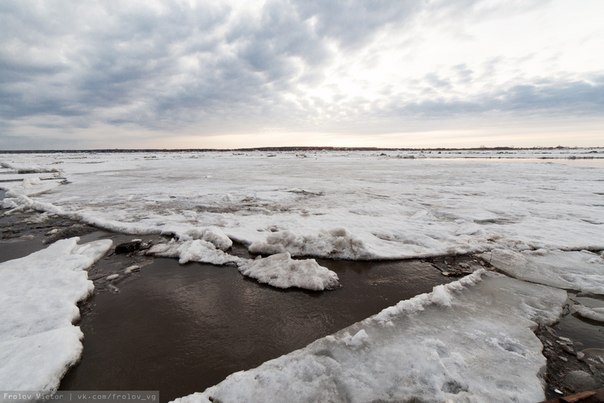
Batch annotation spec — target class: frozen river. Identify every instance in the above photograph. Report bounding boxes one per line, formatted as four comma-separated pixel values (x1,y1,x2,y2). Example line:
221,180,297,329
0,149,603,402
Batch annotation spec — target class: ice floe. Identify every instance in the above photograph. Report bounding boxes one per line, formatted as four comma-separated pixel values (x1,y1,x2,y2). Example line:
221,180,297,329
239,252,340,291
148,239,242,266
147,240,340,291
482,249,604,294
0,237,112,392
2,152,602,261
173,271,567,403
572,305,604,323
249,228,373,260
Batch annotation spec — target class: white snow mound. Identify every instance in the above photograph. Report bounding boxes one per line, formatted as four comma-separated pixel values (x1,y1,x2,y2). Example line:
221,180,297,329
177,227,233,250
0,237,112,392
238,252,340,291
482,249,604,294
172,271,567,403
147,239,241,266
249,228,374,259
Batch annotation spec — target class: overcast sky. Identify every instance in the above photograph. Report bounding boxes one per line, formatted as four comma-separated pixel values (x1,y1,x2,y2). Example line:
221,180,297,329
1,0,603,149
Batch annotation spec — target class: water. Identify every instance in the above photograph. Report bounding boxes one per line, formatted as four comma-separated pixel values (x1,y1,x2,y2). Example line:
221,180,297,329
556,295,604,350
60,256,452,402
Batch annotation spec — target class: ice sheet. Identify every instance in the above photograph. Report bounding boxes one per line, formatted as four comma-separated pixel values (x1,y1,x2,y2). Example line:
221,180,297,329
0,238,112,392
173,271,567,403
482,249,604,294
1,151,601,261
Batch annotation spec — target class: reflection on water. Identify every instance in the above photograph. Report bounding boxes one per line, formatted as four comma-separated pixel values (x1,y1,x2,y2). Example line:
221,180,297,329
60,257,452,402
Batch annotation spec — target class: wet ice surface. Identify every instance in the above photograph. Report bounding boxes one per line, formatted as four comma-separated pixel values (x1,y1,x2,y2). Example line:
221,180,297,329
59,254,453,402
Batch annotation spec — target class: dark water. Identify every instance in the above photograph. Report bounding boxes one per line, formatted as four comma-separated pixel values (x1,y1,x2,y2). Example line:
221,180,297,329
60,256,452,402
0,237,46,263
556,296,604,350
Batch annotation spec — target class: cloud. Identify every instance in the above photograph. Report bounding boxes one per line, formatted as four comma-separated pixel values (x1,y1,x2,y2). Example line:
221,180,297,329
0,0,603,148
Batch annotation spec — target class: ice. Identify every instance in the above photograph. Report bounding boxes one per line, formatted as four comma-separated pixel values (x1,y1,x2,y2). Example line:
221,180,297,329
3,177,63,197
2,151,602,261
178,227,233,250
572,305,604,323
173,271,567,403
239,252,340,291
0,238,112,392
147,241,340,291
481,249,604,294
1,151,601,290
249,228,374,259
147,239,242,266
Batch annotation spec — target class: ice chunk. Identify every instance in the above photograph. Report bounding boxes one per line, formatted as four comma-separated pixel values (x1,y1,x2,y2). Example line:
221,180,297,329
238,252,340,291
573,305,604,323
481,249,604,294
249,228,374,260
124,265,140,274
0,237,112,393
342,329,369,349
178,227,233,251
172,271,566,403
147,240,339,291
147,239,241,266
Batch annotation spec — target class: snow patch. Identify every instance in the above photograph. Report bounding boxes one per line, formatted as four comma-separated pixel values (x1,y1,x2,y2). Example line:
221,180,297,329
0,238,112,392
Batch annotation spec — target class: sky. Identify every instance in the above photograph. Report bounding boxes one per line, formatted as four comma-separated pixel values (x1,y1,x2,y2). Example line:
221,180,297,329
1,0,603,149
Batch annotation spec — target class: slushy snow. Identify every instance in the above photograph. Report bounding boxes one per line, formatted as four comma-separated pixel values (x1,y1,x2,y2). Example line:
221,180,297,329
173,271,567,403
0,237,112,392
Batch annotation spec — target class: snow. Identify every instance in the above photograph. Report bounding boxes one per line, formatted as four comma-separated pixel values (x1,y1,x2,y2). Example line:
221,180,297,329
147,241,340,291
124,265,140,274
482,249,604,294
0,237,112,392
249,228,373,260
0,150,599,399
1,151,602,262
173,271,567,403
148,239,242,266
238,252,340,291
